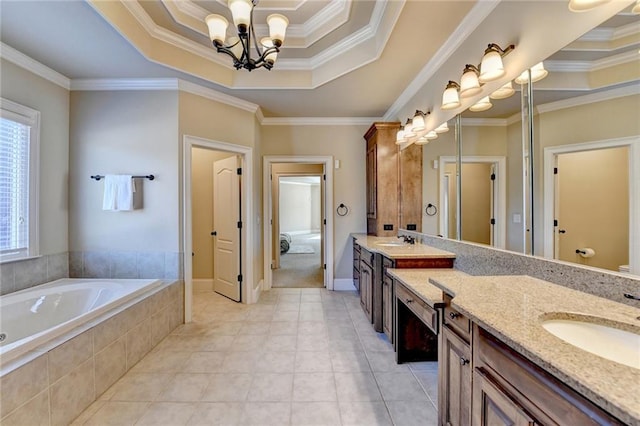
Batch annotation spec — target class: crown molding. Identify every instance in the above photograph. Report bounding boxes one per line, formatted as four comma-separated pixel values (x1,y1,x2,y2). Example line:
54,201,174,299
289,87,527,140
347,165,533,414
382,0,501,121
547,48,638,73
579,21,640,42
461,117,508,127
506,111,522,126
261,116,379,126
0,42,71,90
546,60,591,72
71,78,179,91
536,84,640,114
177,80,260,113
592,49,639,71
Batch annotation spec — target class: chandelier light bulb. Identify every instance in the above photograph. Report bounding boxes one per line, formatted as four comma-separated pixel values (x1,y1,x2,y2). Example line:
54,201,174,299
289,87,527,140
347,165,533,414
460,65,482,98
568,0,611,12
267,14,289,47
205,14,229,45
441,81,461,110
490,81,515,99
435,122,449,133
479,46,505,83
469,96,492,112
228,0,252,33
412,111,426,133
261,38,278,65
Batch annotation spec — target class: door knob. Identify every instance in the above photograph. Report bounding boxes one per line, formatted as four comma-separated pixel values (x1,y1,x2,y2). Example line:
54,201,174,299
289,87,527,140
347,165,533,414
211,231,217,236
558,229,566,234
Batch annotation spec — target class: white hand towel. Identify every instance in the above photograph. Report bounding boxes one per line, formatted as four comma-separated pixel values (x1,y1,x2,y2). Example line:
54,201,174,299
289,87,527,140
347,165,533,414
102,175,135,211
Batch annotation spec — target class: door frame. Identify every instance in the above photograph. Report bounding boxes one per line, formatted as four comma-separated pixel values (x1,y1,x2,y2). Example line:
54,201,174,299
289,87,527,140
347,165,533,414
542,136,640,274
263,156,334,290
183,135,256,322
438,155,507,248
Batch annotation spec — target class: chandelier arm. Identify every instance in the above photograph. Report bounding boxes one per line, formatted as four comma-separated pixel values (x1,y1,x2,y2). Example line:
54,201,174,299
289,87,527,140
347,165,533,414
215,45,242,64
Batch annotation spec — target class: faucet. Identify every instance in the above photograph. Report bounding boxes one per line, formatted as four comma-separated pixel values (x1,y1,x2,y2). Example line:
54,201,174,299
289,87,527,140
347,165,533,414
398,235,415,244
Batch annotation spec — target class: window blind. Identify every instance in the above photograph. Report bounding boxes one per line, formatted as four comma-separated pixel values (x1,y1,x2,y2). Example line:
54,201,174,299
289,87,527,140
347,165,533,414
0,117,30,257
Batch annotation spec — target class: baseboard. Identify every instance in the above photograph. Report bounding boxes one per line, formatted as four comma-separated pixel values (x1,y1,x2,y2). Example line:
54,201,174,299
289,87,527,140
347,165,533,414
333,278,356,291
193,279,213,293
250,279,263,304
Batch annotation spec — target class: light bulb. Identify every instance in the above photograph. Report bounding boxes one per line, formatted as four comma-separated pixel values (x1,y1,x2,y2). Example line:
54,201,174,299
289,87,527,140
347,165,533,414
529,62,548,82
435,122,449,133
412,111,426,132
479,48,505,83
441,81,461,110
460,65,482,98
267,14,289,47
205,14,228,45
469,96,492,112
228,0,252,33
490,81,515,99
568,0,611,12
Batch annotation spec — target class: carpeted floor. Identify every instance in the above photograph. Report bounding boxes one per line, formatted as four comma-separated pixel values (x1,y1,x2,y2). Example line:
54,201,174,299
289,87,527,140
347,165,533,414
273,233,324,288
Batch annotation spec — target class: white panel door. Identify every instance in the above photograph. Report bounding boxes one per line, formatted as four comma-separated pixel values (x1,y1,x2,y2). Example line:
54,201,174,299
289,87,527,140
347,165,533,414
213,155,241,302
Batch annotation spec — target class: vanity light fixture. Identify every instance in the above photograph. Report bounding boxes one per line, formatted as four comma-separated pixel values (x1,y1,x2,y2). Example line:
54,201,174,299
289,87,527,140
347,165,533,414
412,110,427,133
633,0,640,13
460,65,482,98
435,122,449,133
469,96,492,112
425,130,439,140
205,0,289,71
404,119,416,139
490,81,515,99
395,126,406,144
515,62,548,84
415,136,430,145
441,81,461,110
568,0,611,12
479,43,514,83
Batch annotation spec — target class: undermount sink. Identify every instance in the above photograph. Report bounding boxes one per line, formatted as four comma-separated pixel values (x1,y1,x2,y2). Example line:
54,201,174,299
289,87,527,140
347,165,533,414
541,318,640,369
375,241,406,247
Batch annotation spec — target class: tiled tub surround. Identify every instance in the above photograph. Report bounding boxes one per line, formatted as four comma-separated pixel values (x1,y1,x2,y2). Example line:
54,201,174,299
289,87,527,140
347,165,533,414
0,280,184,426
399,231,640,307
428,275,640,425
0,252,69,296
69,250,183,281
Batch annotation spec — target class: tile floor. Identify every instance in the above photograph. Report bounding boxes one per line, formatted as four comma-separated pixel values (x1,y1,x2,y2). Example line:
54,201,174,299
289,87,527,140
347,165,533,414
72,288,439,425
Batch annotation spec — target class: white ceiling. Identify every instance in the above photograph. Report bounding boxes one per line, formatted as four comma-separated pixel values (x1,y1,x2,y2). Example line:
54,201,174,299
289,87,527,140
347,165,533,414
0,0,638,120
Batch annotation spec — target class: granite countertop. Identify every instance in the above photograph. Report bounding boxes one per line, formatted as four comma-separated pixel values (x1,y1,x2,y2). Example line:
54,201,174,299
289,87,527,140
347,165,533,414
386,268,469,308
352,234,456,260
427,274,640,425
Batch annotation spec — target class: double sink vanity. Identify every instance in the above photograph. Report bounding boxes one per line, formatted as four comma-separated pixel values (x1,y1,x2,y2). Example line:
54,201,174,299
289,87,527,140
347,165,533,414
352,234,640,426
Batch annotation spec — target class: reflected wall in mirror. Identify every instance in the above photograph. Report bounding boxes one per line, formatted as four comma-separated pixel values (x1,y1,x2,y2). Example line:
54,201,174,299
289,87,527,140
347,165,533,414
399,142,422,232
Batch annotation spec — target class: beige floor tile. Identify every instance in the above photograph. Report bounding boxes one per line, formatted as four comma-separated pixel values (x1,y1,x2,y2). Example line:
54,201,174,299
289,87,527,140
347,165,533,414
264,334,298,352
231,334,268,351
294,351,333,372
292,373,337,402
84,401,149,425
330,351,371,373
374,372,428,401
136,402,197,425
334,372,382,402
199,334,235,352
247,373,294,401
221,351,261,373
254,351,296,373
157,374,210,401
338,401,392,426
109,372,172,401
269,321,299,335
386,400,438,426
187,402,243,425
201,373,252,401
366,350,410,372
291,402,342,425
240,402,291,425
182,351,226,373
130,350,191,373
296,334,329,352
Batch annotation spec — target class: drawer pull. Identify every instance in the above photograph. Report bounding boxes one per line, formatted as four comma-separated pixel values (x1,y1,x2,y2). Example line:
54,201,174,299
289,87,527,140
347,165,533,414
406,299,413,304
459,357,469,366
449,312,461,319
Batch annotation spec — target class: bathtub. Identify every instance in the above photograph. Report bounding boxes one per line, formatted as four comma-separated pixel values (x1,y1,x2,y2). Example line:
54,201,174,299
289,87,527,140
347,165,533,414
0,278,162,364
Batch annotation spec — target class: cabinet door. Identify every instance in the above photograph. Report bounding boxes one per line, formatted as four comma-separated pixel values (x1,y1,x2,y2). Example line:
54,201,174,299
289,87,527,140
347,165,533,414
353,246,360,292
382,276,393,340
360,261,373,322
439,326,472,426
366,143,377,219
473,368,536,426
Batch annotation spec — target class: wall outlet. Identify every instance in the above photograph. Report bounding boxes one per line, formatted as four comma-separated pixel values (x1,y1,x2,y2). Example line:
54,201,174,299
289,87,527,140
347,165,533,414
406,224,417,230
383,224,393,231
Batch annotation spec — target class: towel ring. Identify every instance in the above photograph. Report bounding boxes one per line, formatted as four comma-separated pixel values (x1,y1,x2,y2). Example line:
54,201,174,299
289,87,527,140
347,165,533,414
337,203,349,216
425,203,438,216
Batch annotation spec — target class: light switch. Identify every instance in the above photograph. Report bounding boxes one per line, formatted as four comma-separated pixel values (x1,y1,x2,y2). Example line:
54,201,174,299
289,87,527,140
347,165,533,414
513,213,522,224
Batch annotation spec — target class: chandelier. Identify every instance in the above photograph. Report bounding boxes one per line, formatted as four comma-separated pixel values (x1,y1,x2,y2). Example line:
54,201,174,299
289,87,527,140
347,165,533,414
205,0,289,71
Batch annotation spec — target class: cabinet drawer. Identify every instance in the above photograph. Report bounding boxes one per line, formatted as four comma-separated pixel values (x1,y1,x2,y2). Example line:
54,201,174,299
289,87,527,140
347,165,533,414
443,295,471,341
382,256,394,272
361,248,374,267
396,283,438,334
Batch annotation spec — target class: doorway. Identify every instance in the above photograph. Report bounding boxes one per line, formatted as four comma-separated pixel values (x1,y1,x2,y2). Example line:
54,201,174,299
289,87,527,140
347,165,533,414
273,175,323,288
543,138,639,274
263,156,334,291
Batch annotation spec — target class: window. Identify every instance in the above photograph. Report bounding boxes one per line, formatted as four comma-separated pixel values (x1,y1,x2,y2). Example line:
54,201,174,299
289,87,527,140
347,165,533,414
0,98,40,262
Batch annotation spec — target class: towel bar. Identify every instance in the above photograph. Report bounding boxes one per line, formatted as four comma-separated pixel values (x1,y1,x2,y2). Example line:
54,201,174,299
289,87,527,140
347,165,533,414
91,175,155,181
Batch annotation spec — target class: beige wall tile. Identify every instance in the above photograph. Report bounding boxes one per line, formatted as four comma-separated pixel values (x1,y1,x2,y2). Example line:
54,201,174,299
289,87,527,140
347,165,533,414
50,358,95,426
95,337,126,398
0,390,49,426
126,318,153,369
0,355,48,418
69,400,105,425
124,299,151,331
150,308,171,347
48,330,93,383
93,310,127,352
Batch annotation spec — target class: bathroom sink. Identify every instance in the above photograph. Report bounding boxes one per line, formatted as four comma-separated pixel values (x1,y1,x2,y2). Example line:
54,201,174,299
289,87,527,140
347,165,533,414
375,242,406,247
541,318,640,369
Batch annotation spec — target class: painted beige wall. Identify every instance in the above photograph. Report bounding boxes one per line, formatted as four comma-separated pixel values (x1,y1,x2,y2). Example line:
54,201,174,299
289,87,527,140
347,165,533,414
460,163,492,245
279,180,321,233
261,125,368,280
557,147,628,271
0,59,69,256
191,147,235,279
69,91,179,252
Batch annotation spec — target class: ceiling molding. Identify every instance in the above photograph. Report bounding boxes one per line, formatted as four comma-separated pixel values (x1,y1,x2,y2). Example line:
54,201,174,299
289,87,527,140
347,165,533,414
0,42,71,90
177,80,260,112
547,48,638,73
592,48,639,71
461,117,508,127
536,84,640,114
546,60,592,72
578,27,615,42
506,112,522,126
261,116,378,126
382,0,501,121
71,78,178,91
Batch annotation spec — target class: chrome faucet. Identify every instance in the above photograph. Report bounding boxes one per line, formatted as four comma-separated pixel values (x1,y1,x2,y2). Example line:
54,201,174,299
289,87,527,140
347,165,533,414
623,293,640,301
398,235,415,244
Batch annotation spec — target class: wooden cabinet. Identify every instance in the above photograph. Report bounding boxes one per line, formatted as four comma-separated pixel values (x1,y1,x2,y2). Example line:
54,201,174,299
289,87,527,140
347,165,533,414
439,324,472,426
353,242,360,292
365,122,400,236
359,247,374,323
472,368,536,426
382,262,394,340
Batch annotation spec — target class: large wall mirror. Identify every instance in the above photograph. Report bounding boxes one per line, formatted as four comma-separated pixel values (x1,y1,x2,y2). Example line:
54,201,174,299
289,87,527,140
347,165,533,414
401,5,639,275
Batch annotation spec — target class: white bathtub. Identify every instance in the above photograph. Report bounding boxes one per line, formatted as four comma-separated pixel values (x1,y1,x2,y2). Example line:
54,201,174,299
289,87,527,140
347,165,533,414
0,278,162,364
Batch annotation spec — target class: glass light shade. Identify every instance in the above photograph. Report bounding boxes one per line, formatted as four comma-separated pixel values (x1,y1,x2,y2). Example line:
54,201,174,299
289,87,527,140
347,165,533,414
425,131,438,140
205,14,228,45
490,81,515,99
412,111,426,132
396,128,406,144
479,50,505,83
529,62,548,82
441,83,460,110
404,120,416,138
568,0,610,12
267,14,289,46
228,0,252,32
460,66,482,98
633,0,640,14
469,96,492,112
415,136,430,145
261,38,278,64
435,122,449,133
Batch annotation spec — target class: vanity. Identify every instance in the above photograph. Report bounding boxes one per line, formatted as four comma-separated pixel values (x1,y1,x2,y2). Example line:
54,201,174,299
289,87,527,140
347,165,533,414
388,270,640,425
